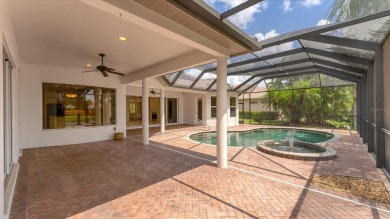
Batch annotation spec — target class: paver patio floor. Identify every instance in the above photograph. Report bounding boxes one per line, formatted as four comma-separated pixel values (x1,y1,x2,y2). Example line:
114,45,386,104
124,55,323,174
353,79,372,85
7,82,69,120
10,125,390,218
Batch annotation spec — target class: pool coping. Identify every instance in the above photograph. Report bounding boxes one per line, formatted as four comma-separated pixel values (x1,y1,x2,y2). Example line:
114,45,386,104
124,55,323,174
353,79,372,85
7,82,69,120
257,140,337,161
186,126,340,148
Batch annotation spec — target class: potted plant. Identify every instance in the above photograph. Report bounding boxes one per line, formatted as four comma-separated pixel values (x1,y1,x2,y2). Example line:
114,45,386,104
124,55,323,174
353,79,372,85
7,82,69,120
113,127,124,140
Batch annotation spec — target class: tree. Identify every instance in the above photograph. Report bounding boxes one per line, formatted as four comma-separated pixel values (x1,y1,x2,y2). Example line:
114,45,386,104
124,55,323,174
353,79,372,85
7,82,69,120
260,74,355,127
328,0,390,22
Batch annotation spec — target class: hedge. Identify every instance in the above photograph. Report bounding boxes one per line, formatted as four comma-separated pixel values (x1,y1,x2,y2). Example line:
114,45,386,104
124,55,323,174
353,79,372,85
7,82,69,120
239,111,279,122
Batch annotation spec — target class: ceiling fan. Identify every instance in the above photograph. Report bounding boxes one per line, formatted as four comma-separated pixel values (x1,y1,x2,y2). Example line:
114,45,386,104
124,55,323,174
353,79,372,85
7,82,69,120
82,53,125,77
150,88,160,95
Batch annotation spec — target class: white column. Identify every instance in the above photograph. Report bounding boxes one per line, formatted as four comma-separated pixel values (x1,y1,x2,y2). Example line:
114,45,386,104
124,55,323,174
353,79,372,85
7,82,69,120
217,56,228,168
142,78,149,145
94,88,101,126
160,89,165,133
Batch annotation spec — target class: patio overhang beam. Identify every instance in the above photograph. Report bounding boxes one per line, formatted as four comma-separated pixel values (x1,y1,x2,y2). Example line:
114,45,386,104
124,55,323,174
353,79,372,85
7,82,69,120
316,66,363,80
319,70,360,83
233,75,256,91
173,0,262,51
202,48,305,73
220,0,262,20
260,70,320,81
257,69,319,78
242,78,261,93
253,66,316,76
261,69,359,84
171,71,183,85
227,58,313,75
311,58,367,74
189,71,205,88
305,47,372,65
206,79,217,90
260,10,390,48
302,35,380,51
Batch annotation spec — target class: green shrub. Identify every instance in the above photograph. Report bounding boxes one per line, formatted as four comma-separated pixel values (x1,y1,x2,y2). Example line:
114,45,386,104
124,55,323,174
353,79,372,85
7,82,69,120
325,119,351,129
239,111,279,121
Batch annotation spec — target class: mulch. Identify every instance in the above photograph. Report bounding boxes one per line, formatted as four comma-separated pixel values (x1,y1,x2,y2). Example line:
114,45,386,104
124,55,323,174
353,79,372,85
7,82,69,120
308,175,390,204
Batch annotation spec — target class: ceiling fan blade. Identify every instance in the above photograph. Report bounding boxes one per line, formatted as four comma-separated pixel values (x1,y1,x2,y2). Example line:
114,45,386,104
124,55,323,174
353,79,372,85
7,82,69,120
81,70,98,73
107,70,125,76
107,68,115,71
101,71,109,77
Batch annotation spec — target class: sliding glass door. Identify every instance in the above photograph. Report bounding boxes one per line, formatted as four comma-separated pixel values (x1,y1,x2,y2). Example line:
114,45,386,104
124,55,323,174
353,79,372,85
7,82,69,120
126,96,161,127
167,98,178,124
126,96,179,127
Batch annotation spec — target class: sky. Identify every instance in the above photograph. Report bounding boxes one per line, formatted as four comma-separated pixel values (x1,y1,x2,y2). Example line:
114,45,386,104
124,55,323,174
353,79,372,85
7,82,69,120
195,0,336,86
203,0,334,40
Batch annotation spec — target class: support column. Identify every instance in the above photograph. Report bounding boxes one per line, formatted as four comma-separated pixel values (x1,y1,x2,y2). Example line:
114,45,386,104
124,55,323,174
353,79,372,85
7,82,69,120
160,89,165,133
356,83,360,133
362,73,368,143
142,78,149,145
367,65,375,153
374,47,385,167
217,56,228,168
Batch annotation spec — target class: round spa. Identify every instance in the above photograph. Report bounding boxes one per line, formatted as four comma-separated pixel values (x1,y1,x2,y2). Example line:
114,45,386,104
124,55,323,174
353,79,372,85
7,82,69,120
256,140,336,161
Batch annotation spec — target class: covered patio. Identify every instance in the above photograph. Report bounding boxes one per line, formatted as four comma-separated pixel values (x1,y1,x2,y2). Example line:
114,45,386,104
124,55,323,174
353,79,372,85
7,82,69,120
2,0,390,218
10,125,390,218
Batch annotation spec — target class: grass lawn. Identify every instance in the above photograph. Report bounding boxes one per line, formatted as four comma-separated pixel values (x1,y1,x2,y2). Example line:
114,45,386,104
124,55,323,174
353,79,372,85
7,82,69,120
240,119,286,126
240,119,329,128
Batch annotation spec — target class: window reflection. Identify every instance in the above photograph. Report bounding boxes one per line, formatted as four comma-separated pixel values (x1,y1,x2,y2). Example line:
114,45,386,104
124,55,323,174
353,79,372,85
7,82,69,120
43,83,116,129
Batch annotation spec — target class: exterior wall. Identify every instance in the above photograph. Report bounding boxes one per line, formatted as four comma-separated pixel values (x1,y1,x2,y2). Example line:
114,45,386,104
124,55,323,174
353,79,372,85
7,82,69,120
0,1,5,217
20,64,127,148
183,92,198,124
383,35,390,171
240,99,270,112
1,0,22,217
125,86,185,127
205,92,239,127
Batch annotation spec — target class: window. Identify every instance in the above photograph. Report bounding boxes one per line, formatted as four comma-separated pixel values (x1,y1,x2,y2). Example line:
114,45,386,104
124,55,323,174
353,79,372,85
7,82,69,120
211,96,217,118
43,83,116,129
230,97,236,117
129,102,136,114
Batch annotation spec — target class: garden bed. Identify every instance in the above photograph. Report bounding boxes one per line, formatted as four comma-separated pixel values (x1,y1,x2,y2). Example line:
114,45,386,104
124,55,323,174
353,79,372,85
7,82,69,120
309,175,390,204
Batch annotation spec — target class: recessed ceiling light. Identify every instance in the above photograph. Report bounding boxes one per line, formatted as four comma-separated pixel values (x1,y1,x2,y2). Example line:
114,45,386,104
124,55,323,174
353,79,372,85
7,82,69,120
119,36,127,41
86,64,92,67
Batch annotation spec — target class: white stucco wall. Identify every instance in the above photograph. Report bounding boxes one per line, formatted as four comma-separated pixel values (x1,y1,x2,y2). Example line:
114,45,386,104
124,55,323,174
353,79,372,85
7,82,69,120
205,92,239,126
20,64,127,148
1,0,23,217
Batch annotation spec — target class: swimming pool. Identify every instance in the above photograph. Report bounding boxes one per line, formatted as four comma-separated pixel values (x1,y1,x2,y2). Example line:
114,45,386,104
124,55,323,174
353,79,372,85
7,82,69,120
189,128,334,147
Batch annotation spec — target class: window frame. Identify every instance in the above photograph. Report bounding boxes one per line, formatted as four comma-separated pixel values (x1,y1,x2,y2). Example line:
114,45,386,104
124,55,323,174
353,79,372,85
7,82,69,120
211,96,217,118
42,82,117,129
230,96,236,118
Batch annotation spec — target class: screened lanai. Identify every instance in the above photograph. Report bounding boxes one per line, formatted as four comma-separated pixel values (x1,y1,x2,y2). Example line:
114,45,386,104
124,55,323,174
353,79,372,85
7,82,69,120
162,9,390,129
163,10,390,93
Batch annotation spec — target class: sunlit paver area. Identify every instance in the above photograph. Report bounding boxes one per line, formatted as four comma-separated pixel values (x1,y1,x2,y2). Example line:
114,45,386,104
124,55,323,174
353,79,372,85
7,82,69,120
10,125,390,218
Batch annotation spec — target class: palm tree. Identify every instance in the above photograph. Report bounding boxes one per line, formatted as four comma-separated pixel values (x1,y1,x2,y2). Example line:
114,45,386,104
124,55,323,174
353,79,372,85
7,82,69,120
328,0,390,22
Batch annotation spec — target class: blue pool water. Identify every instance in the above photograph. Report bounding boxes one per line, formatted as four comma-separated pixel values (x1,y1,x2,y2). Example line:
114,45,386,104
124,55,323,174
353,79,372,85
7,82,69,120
189,128,334,147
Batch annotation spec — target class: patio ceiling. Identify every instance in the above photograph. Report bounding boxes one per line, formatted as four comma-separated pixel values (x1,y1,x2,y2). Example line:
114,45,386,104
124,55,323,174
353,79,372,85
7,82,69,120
162,10,390,93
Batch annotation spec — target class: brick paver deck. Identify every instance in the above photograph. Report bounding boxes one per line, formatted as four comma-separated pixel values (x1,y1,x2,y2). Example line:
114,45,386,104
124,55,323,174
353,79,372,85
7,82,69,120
10,125,390,218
